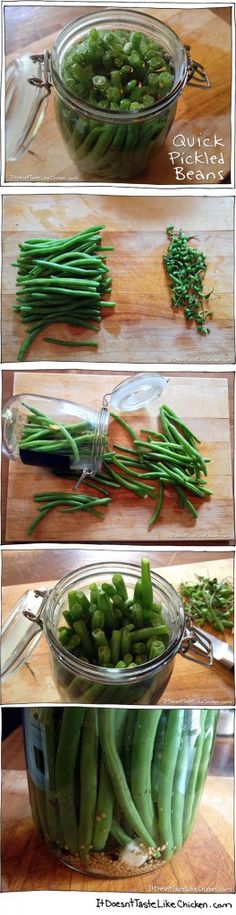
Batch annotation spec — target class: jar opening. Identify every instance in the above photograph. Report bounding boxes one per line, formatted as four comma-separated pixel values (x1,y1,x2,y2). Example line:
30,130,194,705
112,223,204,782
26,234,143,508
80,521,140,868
51,9,188,124
44,562,185,683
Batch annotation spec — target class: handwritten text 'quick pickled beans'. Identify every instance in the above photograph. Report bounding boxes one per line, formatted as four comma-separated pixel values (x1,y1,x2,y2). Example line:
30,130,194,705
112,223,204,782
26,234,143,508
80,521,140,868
168,135,226,182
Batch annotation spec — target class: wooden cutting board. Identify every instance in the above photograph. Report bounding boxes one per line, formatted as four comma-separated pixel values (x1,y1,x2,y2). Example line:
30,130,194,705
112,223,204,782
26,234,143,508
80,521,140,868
2,770,234,892
1,557,233,706
5,7,231,185
2,195,234,364
4,372,234,544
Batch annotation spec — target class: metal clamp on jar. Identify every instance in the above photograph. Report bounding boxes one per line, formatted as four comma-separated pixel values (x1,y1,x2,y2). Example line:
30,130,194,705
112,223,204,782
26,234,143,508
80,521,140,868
1,562,217,706
5,9,211,178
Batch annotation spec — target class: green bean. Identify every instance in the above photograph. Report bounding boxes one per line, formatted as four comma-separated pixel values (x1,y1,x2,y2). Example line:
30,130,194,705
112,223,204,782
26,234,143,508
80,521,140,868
132,626,169,643
151,711,168,802
69,682,105,703
149,639,165,660
40,708,64,846
157,710,185,860
79,709,98,859
132,641,145,654
148,482,164,529
99,709,156,848
98,645,111,666
43,337,98,347
171,726,190,850
110,630,121,665
187,710,218,836
110,411,138,445
93,756,114,851
98,592,116,631
93,710,128,851
123,652,133,666
166,421,207,474
110,819,131,846
162,405,201,444
134,653,147,665
174,485,198,519
112,573,128,601
92,628,108,649
73,620,94,659
133,580,143,604
91,609,105,630
122,710,138,787
182,710,208,841
131,710,162,843
22,404,80,462
55,708,85,852
120,628,133,657
104,463,155,496
141,558,153,609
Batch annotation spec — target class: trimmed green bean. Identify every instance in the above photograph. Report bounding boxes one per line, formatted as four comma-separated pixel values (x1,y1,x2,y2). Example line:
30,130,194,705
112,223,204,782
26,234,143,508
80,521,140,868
78,709,99,858
131,710,162,843
55,708,85,852
99,709,157,848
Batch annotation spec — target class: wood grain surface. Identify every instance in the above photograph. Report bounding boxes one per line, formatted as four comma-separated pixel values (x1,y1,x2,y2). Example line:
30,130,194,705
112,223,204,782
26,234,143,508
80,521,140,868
1,557,234,706
4,371,234,544
2,195,234,364
5,6,232,185
2,546,233,586
2,769,234,892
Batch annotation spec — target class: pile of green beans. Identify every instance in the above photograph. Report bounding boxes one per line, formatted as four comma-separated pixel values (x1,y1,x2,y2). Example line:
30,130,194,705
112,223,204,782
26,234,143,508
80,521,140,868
19,402,102,464
13,225,116,360
27,491,111,538
26,404,211,536
164,226,213,335
58,559,170,667
62,29,174,110
26,708,218,872
105,404,212,526
57,98,173,180
180,575,233,633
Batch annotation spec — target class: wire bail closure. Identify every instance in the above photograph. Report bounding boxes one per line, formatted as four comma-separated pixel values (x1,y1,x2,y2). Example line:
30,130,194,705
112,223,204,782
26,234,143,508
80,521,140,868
180,616,213,666
23,589,50,628
73,400,109,491
28,50,52,98
185,45,211,89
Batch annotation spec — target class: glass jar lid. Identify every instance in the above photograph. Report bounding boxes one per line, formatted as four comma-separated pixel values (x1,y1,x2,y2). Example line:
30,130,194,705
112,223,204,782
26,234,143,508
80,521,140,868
5,54,50,161
1,589,47,679
108,373,168,412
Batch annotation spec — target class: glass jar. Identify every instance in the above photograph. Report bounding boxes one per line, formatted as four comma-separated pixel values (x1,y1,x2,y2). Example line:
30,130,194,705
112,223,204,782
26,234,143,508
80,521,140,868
2,373,167,478
2,393,108,475
23,707,219,876
2,562,213,704
6,10,210,180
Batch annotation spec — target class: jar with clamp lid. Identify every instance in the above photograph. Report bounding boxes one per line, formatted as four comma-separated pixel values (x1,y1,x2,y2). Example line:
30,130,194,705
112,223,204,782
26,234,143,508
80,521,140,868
6,9,211,180
2,561,214,705
2,373,167,480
